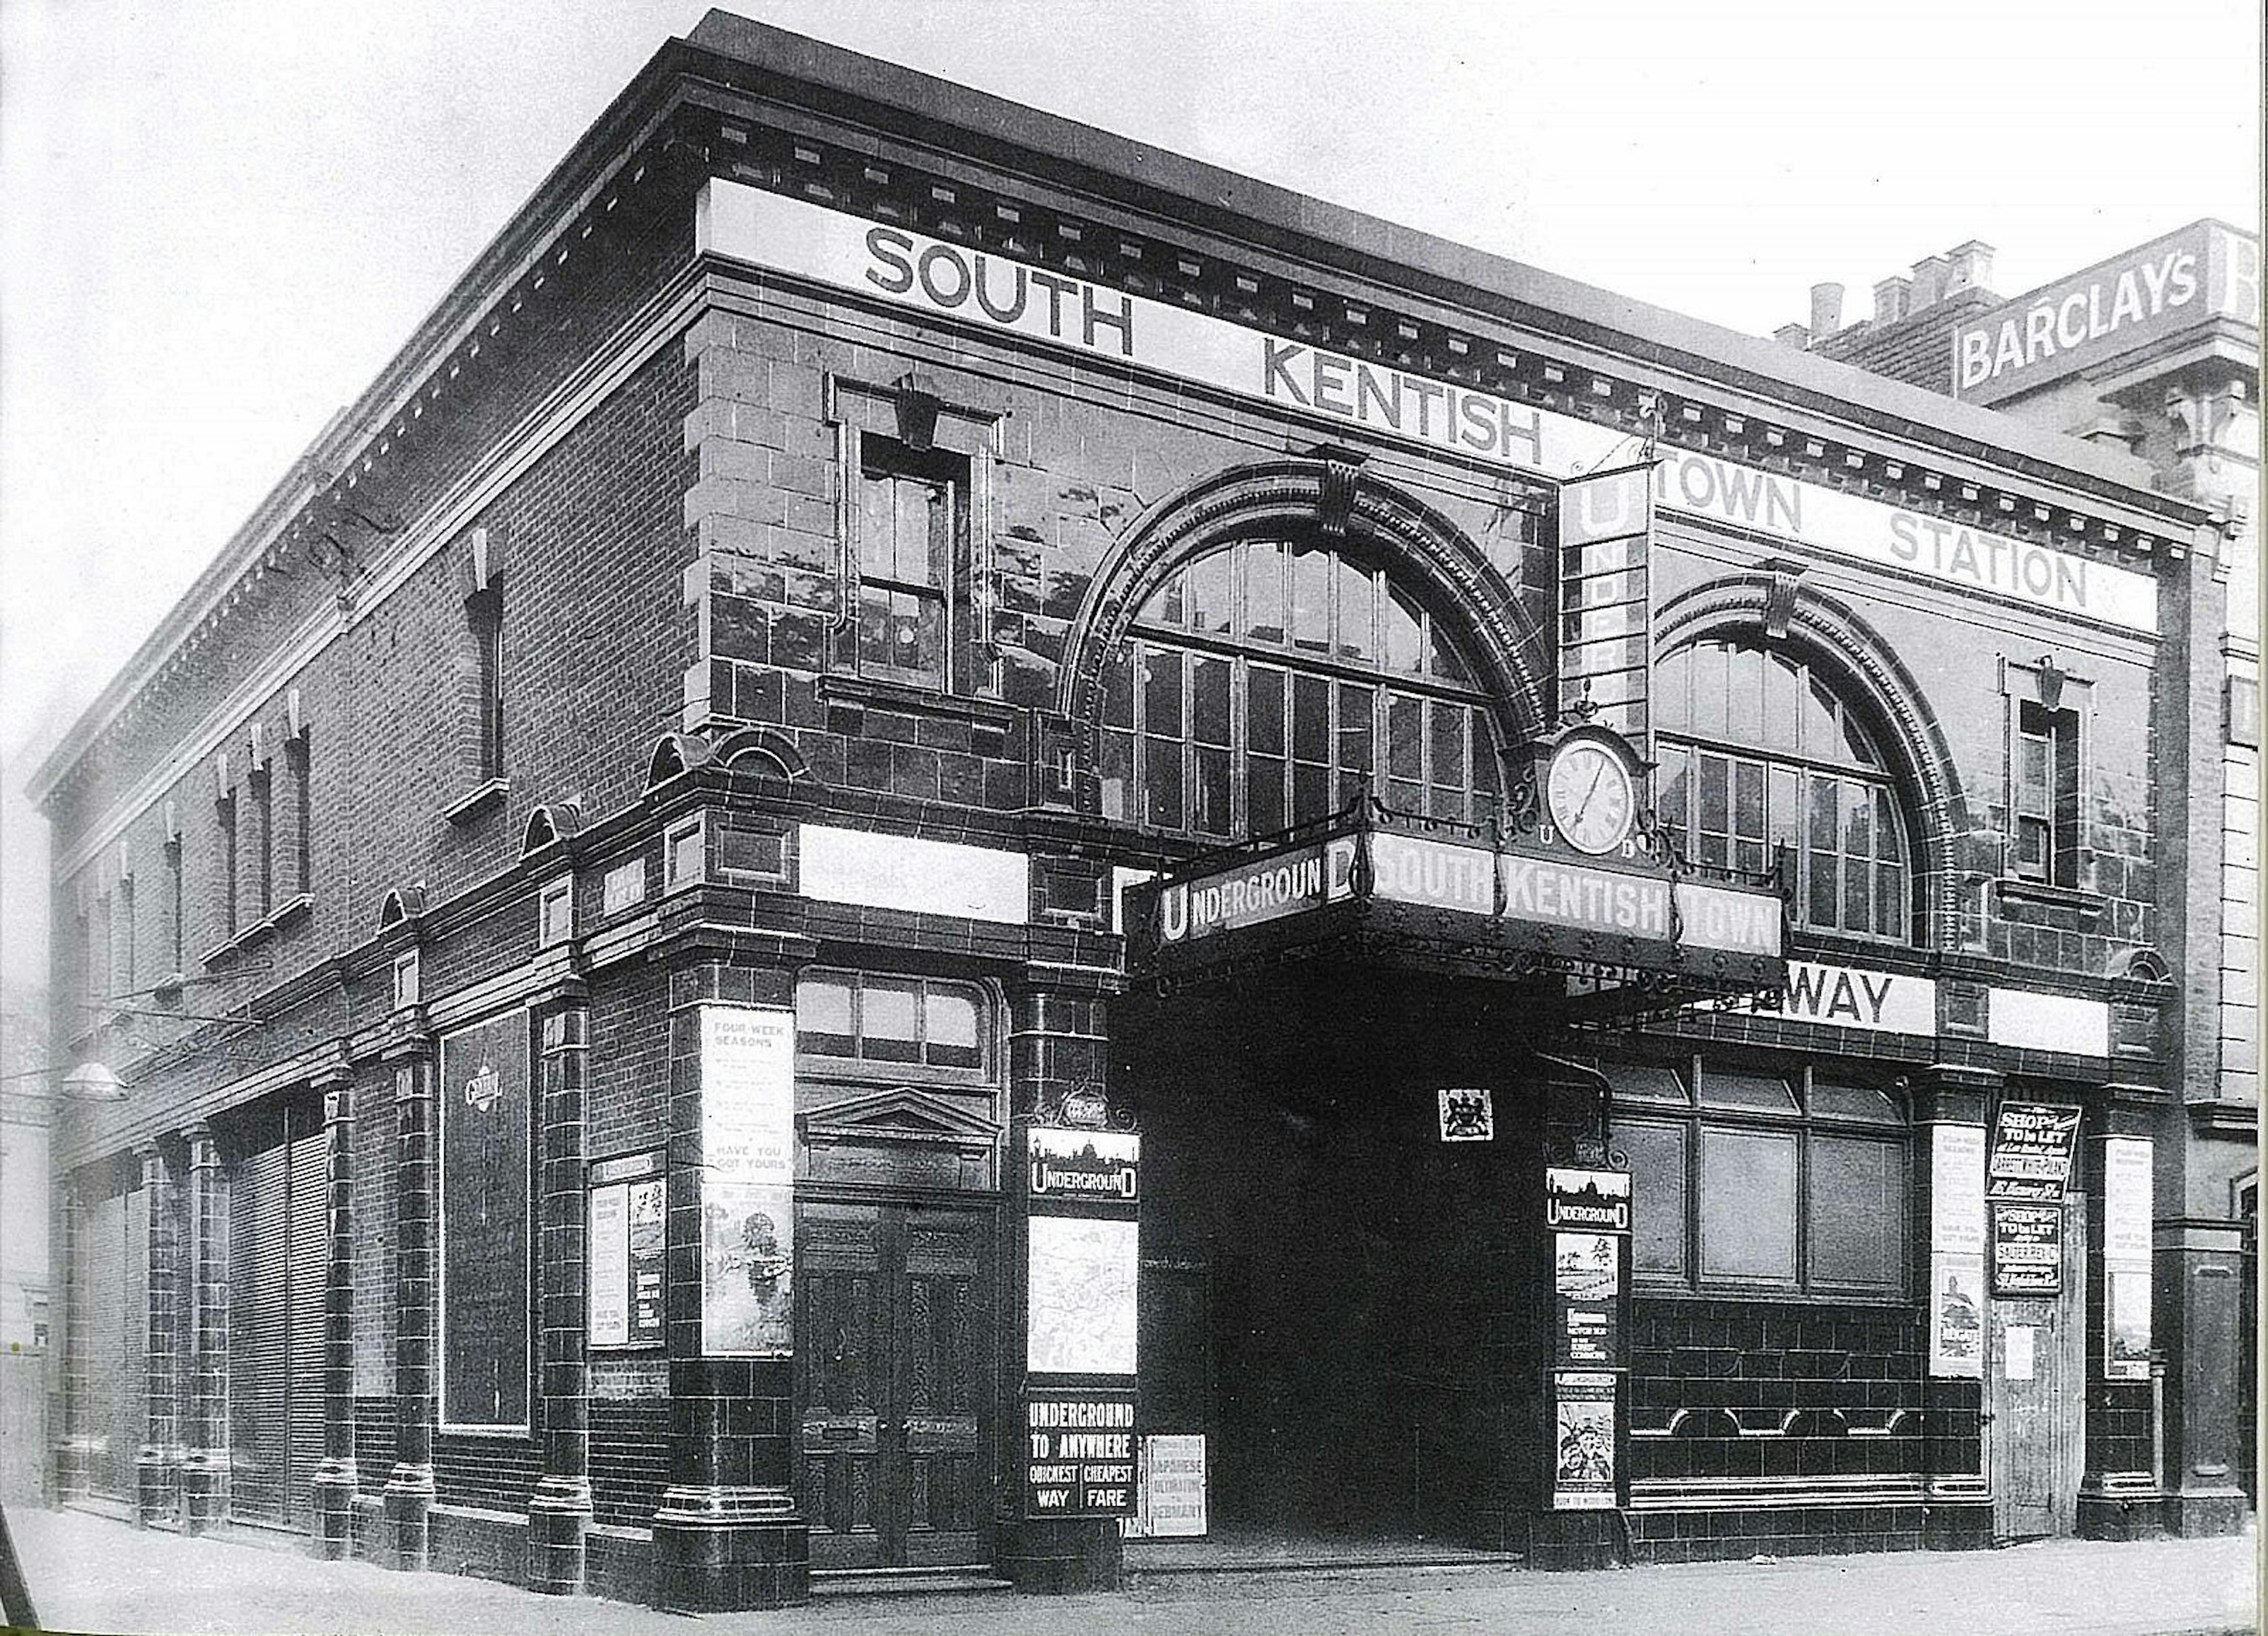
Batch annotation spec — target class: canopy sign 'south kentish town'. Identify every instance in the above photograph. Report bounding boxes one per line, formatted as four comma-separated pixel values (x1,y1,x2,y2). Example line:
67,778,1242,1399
1120,810,1784,1008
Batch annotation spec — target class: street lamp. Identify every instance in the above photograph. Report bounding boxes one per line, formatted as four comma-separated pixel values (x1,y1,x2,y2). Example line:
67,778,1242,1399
57,1063,126,1103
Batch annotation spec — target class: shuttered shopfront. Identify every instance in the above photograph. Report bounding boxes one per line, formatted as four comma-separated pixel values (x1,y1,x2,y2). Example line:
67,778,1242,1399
226,1100,327,1528
67,1169,145,1504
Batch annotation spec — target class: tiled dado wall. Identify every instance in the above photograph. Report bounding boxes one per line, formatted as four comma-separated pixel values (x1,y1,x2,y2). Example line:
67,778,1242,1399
1628,1299,1927,1485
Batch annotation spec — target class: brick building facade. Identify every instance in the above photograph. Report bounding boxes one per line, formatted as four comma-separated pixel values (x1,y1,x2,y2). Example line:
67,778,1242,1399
1785,224,2260,1533
30,14,2245,1611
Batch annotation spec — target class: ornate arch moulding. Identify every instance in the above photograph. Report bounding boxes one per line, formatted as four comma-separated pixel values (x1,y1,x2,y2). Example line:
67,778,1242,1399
1057,456,1555,781
1653,573,1970,951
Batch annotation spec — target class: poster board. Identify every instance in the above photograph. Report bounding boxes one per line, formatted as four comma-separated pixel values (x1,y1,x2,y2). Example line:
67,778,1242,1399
2101,1137,2152,1380
589,1151,666,1349
1986,1101,2081,1203
1129,1434,1207,1538
1024,1389,1137,1518
699,1005,797,1357
1545,1167,1630,1508
1928,1123,1986,1377
1990,1202,2062,1297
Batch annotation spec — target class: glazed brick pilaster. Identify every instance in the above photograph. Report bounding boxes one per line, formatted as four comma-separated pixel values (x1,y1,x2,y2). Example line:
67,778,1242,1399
384,1043,438,1570
312,1070,358,1558
135,1143,180,1528
53,1175,90,1501
652,961,808,1613
529,996,595,1595
179,1123,230,1534
2079,1089,2163,1538
998,981,1124,1595
1911,1065,1991,1547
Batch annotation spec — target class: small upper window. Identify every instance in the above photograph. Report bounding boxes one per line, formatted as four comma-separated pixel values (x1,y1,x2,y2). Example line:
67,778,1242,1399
2012,700,2080,887
856,435,963,690
795,969,990,1075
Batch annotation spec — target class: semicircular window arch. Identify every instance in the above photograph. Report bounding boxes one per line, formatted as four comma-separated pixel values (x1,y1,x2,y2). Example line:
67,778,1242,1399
1655,637,1916,943
1098,537,1503,837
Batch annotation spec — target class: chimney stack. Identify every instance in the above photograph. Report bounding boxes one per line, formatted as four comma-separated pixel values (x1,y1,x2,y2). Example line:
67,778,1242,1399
1944,240,1996,296
1773,321,1812,350
1908,254,1950,312
1808,282,1845,340
1873,275,1912,325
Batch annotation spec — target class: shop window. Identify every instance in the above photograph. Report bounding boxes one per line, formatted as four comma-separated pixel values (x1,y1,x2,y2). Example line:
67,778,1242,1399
1614,1060,1908,1299
856,434,962,690
1098,539,1502,836
795,969,990,1076
2012,700,2081,887
1656,638,1914,942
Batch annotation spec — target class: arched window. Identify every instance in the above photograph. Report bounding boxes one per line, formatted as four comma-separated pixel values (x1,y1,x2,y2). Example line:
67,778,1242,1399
1654,638,1913,942
1097,539,1503,836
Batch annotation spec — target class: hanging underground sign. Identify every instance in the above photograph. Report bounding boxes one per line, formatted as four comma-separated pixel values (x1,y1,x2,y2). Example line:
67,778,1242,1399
1024,1389,1138,1518
1991,1202,2064,1297
1986,1101,2081,1204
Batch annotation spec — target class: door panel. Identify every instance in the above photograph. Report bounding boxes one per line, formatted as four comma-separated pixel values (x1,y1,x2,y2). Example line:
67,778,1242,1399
900,1207,987,1567
1990,1194,2085,1541
797,1200,992,1572
799,1204,888,1570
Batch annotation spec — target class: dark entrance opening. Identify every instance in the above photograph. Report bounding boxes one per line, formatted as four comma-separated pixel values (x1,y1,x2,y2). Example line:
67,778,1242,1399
1124,967,1552,1554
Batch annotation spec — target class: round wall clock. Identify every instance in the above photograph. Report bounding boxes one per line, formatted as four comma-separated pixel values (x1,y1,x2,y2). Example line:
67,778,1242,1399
1544,736,1637,855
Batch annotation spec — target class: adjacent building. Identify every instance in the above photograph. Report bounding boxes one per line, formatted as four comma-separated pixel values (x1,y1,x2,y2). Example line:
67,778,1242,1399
29,14,2248,1610
1785,225,2261,1527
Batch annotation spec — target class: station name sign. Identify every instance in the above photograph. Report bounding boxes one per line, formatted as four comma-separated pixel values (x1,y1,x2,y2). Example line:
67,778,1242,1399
696,181,2158,637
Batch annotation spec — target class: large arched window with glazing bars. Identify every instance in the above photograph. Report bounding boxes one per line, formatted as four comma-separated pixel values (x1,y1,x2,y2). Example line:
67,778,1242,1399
1095,537,1506,838
1653,637,1917,943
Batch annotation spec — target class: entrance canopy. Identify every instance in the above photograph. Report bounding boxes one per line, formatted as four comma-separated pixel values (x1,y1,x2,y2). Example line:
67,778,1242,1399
1122,802,1787,1025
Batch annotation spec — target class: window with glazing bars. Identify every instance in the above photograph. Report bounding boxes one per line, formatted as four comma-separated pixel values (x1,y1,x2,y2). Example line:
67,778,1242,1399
1097,540,1503,837
2012,701,2081,887
1654,638,1913,941
856,434,962,689
794,969,989,1075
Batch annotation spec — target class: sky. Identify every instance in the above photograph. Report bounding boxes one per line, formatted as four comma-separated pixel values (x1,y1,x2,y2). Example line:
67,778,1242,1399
1,0,2260,993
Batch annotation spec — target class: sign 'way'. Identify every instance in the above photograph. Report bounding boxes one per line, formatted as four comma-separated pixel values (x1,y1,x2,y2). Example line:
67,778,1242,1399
697,181,2158,636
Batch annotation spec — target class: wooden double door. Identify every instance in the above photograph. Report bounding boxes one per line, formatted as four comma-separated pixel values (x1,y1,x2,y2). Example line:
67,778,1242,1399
796,1198,994,1572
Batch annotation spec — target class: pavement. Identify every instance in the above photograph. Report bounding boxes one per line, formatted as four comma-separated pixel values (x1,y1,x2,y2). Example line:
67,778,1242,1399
3,1503,2257,1636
